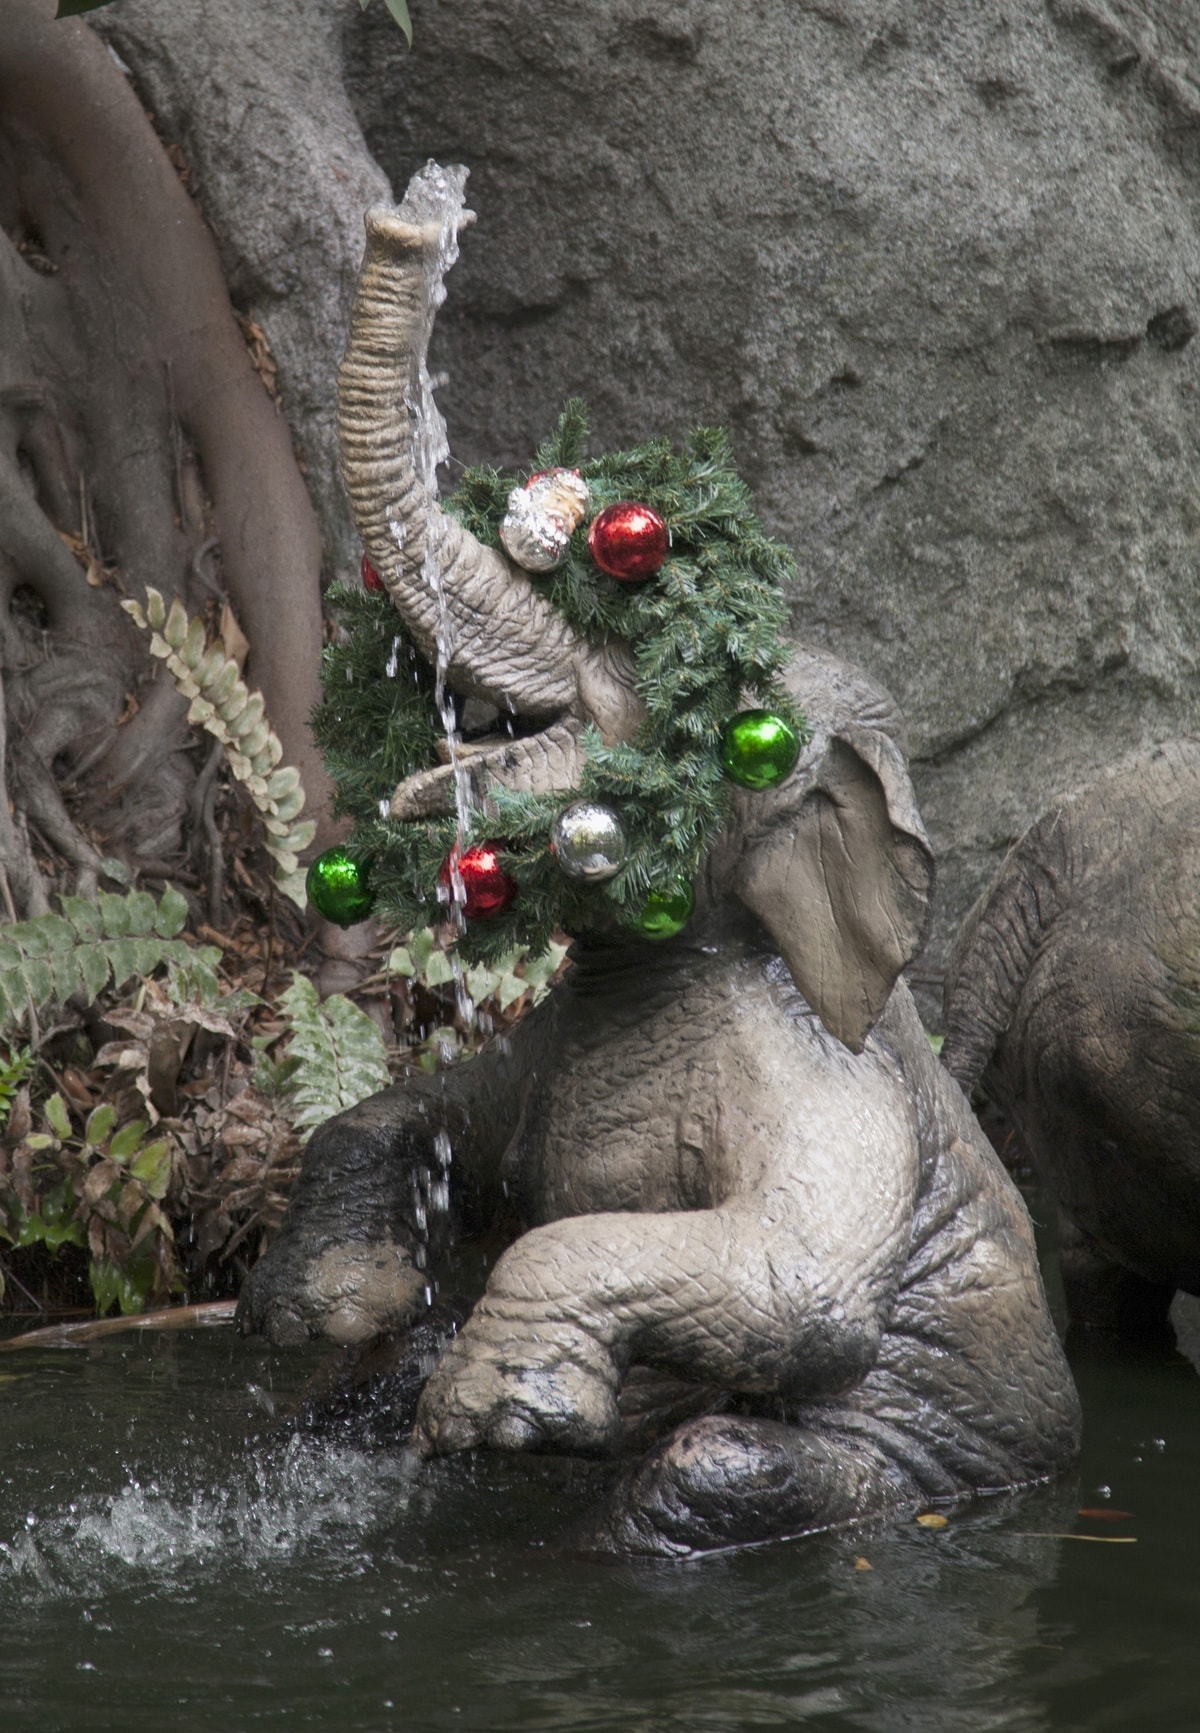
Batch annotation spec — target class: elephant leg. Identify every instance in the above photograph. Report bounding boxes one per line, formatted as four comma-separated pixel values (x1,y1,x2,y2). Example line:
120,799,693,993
238,1027,538,1347
1057,1208,1174,1339
416,1053,920,1458
573,1413,916,1558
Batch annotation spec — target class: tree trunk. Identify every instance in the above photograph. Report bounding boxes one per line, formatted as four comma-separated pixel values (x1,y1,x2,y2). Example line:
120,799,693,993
0,0,339,912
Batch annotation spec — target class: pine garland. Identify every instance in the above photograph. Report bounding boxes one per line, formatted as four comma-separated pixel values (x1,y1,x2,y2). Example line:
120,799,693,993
315,404,805,962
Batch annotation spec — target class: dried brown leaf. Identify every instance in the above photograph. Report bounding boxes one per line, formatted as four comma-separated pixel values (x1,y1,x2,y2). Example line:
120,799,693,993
130,1205,164,1251
59,1067,96,1112
219,601,250,673
117,1178,147,1230
82,1160,119,1207
7,1086,32,1145
92,1042,150,1071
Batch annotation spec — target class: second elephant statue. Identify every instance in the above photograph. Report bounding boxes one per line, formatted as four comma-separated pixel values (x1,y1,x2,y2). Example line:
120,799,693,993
944,739,1200,1336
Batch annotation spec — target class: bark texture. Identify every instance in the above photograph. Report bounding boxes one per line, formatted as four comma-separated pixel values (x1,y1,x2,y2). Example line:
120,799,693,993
92,0,393,583
0,0,334,911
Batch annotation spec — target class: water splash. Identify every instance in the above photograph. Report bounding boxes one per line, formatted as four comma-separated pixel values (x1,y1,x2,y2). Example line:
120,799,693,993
0,1436,422,1596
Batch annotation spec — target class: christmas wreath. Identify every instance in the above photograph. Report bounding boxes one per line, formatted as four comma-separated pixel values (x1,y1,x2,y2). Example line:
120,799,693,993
309,403,806,962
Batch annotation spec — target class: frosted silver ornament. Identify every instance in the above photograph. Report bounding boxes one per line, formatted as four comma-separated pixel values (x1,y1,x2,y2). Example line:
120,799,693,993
499,468,590,573
549,799,628,883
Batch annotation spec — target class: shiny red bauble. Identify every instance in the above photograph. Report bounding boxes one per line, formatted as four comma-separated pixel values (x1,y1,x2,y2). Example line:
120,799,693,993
587,502,669,582
438,843,517,920
360,552,385,592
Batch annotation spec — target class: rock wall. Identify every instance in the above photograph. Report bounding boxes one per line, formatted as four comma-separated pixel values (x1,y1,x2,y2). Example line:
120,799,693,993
99,0,1200,996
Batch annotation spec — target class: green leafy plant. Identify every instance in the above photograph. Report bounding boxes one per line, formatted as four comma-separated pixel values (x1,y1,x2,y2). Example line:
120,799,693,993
0,886,221,1033
122,589,316,908
275,974,391,1137
0,1049,33,1131
0,1093,179,1314
388,926,569,1071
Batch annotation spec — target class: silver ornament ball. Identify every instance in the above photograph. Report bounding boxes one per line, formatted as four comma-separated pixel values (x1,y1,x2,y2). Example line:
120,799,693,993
549,800,628,883
498,469,590,573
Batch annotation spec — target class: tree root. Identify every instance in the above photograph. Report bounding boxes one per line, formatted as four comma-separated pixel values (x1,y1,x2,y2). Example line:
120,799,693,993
0,0,335,918
0,1299,237,1350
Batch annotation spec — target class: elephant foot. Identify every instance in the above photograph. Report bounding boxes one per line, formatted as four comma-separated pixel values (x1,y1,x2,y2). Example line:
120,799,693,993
236,1235,428,1347
414,1313,623,1457
569,1414,915,1559
1057,1210,1175,1339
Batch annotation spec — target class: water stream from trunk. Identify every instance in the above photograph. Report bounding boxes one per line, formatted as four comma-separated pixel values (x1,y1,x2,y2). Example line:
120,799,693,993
394,161,474,900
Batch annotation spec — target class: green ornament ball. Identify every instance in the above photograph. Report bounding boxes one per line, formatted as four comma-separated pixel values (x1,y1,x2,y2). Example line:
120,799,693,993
631,876,695,941
306,847,373,927
719,709,800,791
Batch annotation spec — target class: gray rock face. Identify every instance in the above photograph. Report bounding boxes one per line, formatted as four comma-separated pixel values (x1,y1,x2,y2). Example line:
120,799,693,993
98,0,1200,988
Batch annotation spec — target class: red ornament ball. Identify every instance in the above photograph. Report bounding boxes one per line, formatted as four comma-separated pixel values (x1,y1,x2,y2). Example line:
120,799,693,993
360,552,386,592
439,843,517,920
587,502,669,582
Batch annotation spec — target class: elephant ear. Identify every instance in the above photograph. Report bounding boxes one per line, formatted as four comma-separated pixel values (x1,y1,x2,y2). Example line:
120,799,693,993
736,719,935,1053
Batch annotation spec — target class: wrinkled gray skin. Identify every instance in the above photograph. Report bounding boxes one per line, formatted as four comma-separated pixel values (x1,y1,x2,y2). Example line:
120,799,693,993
240,648,1079,1557
944,739,1200,1336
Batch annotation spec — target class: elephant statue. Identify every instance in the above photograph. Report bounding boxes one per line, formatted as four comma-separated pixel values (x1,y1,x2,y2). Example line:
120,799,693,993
237,173,1080,1557
944,740,1200,1337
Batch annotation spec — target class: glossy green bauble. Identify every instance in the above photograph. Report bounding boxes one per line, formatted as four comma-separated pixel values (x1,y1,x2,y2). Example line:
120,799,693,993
719,709,800,791
631,876,694,941
306,847,374,927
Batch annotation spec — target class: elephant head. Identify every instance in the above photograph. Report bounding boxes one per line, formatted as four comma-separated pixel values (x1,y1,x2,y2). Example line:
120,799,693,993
338,175,934,1053
708,646,934,1052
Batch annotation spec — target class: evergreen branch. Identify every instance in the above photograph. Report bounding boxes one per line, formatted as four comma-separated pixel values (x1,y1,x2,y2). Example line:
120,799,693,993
122,589,315,907
318,407,808,963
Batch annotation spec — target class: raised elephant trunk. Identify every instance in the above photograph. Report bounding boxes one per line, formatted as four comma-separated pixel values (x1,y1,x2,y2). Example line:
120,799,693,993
337,172,642,817
941,803,1074,1091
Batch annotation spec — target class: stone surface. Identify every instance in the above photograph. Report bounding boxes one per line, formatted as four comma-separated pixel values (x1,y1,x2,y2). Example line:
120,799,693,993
97,0,1200,994
344,0,1200,996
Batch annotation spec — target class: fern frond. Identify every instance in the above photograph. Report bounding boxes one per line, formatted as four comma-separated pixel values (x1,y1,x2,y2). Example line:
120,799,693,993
0,887,220,1030
276,974,391,1138
122,589,315,907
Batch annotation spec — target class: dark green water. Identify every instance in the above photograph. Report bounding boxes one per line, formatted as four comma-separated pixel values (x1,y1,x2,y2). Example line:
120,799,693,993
0,1294,1197,1730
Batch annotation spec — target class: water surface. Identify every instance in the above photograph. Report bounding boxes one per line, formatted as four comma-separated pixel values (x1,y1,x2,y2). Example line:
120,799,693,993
0,1282,1196,1730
